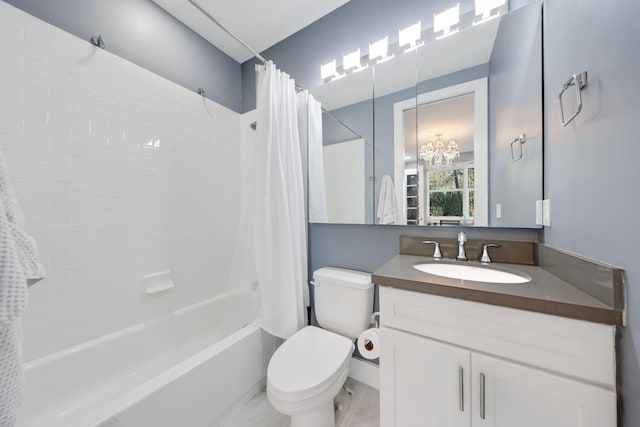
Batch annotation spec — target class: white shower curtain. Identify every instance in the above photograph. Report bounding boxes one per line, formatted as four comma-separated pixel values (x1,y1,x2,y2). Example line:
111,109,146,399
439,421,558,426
297,91,327,223
253,62,308,339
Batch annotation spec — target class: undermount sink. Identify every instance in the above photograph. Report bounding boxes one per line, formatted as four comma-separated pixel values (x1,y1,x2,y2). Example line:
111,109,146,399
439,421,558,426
413,262,531,284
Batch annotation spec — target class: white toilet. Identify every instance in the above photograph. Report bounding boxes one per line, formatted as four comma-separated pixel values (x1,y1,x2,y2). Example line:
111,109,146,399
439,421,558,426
266,267,374,427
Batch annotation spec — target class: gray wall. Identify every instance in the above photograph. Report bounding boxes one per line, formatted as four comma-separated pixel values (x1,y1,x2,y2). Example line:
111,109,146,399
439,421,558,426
3,0,242,112
488,3,543,227
542,1,640,425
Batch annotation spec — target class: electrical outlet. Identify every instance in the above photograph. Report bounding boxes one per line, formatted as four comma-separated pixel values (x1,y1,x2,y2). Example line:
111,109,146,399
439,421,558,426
496,204,502,219
542,199,551,227
536,200,543,226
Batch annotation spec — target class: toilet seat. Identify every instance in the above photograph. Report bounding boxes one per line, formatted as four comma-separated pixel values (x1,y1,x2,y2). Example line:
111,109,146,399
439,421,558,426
267,326,354,403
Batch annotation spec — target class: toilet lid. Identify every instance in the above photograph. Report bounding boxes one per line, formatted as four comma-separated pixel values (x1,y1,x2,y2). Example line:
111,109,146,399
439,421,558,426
268,326,354,402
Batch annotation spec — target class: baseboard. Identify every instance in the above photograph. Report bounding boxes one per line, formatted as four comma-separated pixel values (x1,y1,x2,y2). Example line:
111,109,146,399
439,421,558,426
348,357,379,390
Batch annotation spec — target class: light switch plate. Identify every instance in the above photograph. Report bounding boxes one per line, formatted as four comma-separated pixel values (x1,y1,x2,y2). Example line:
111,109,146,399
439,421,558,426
536,200,543,226
496,203,502,219
542,199,551,227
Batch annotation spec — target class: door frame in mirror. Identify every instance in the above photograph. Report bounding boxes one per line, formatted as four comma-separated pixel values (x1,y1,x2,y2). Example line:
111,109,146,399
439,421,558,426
393,77,488,226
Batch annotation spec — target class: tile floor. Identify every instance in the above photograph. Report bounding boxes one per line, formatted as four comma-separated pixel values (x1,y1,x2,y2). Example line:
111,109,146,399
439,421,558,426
218,378,380,427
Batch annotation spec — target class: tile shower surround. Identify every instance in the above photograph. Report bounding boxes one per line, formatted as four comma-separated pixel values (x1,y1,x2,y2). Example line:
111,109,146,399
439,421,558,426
0,2,243,361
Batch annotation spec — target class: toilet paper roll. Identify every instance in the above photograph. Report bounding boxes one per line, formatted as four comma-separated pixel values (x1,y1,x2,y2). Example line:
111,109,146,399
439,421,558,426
357,328,381,360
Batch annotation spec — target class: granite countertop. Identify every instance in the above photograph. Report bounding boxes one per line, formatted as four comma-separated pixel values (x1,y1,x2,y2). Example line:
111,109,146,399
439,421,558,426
373,254,623,325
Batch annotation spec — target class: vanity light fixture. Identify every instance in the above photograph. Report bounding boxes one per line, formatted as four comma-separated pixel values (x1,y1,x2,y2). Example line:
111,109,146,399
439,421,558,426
399,22,422,52
474,0,506,21
434,4,460,39
419,134,460,167
343,48,363,71
369,36,392,63
320,59,341,81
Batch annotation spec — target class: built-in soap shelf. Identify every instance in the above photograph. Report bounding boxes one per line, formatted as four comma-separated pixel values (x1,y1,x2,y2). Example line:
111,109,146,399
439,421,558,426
143,271,175,295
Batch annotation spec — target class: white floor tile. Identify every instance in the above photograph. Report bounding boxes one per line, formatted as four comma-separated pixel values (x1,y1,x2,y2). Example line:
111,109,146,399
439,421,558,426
218,378,379,427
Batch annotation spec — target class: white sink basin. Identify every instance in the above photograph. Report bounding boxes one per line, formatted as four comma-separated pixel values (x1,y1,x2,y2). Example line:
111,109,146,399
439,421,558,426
413,262,531,284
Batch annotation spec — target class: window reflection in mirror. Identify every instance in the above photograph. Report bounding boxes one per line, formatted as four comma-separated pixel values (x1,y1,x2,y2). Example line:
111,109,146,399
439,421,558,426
409,92,477,226
425,166,475,224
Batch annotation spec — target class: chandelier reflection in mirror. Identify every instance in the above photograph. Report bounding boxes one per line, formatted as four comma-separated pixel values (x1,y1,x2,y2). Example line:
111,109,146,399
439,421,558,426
419,134,460,167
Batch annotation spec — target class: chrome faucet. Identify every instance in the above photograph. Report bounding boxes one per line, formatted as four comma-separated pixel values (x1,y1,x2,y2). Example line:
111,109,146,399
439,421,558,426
456,231,468,261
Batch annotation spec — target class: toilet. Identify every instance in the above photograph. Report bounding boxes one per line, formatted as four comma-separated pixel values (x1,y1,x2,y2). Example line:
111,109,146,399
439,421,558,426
266,267,374,427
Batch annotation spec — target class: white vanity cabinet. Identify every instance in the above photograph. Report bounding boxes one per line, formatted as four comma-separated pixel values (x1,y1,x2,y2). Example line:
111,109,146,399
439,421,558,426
379,287,618,427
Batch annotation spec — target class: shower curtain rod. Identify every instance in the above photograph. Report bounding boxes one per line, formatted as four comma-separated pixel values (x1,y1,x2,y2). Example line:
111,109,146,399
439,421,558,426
186,0,268,64
186,0,361,139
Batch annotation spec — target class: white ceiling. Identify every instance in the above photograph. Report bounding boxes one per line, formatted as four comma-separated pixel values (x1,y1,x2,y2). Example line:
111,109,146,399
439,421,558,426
151,0,351,63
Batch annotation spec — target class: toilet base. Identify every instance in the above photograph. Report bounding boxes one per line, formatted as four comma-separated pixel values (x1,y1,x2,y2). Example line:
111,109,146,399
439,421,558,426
290,400,334,427
268,367,349,427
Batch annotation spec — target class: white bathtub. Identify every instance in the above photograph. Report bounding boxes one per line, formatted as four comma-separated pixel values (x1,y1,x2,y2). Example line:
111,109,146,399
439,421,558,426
18,290,276,427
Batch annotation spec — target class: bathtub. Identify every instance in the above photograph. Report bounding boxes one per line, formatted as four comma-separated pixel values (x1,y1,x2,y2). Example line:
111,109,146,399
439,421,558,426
18,290,276,427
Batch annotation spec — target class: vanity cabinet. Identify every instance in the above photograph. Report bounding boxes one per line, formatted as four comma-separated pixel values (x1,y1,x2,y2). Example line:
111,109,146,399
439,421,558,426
379,287,617,427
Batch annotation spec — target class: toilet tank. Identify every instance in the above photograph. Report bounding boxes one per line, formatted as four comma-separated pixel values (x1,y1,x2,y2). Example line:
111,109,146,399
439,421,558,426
313,267,374,340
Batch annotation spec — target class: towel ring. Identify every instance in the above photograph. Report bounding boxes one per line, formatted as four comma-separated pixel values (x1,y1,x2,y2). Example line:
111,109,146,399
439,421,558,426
559,72,587,127
510,134,526,162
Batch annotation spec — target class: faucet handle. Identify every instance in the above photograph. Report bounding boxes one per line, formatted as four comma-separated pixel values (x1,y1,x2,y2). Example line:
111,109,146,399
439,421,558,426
422,240,443,260
481,244,502,263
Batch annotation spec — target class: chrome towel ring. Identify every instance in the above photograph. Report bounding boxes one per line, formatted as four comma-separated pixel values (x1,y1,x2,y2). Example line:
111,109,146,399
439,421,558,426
559,71,587,127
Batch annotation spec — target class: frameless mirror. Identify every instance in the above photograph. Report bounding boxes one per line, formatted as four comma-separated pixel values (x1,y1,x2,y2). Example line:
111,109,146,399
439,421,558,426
311,1,543,228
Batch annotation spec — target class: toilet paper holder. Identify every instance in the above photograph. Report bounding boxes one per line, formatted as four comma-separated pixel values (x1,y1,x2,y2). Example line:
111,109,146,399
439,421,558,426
370,312,380,328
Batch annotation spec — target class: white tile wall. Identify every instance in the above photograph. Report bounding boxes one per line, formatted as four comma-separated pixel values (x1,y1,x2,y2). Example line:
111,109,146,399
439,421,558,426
0,1,243,361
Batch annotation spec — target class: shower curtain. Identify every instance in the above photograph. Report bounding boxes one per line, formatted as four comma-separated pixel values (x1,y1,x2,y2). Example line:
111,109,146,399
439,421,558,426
253,62,308,339
297,91,327,223
305,94,328,223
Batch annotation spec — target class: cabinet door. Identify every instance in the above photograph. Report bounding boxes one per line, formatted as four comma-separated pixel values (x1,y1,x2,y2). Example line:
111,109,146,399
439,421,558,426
471,353,616,427
380,327,471,427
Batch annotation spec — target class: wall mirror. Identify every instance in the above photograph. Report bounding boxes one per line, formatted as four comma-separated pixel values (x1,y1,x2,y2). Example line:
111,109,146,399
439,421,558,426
310,1,542,228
